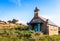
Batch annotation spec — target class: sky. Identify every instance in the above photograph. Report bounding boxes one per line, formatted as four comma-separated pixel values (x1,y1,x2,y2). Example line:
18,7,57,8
0,0,60,26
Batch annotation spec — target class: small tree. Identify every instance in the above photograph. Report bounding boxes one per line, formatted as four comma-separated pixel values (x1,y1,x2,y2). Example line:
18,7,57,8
8,20,12,23
12,19,18,24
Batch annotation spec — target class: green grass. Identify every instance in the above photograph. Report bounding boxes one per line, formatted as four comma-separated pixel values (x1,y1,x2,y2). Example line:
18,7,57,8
0,26,60,41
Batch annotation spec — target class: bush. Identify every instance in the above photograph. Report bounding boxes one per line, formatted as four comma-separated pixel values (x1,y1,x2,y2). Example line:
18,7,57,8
0,26,60,41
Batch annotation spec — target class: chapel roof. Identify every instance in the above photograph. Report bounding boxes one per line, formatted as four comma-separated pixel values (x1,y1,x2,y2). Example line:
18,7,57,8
30,16,58,27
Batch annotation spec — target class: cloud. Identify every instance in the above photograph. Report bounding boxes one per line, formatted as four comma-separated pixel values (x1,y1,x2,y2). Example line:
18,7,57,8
9,0,21,6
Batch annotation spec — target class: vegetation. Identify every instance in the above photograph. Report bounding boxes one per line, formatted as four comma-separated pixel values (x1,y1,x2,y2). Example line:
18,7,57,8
0,19,60,41
59,27,60,31
59,27,60,34
0,25,59,41
8,19,18,24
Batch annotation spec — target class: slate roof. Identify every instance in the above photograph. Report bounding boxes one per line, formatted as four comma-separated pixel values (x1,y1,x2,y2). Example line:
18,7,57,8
30,16,58,27
40,16,58,27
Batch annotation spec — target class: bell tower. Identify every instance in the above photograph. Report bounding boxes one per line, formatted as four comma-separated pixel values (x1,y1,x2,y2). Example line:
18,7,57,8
27,7,41,32
34,7,40,18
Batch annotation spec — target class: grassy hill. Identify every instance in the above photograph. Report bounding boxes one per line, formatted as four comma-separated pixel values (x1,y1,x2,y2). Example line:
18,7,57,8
0,19,60,41
0,25,59,41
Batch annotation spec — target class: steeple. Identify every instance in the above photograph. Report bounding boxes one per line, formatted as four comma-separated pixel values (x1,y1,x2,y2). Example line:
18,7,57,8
34,7,40,17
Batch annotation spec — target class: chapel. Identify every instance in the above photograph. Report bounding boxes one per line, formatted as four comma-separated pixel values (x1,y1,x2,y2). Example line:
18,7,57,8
27,7,58,35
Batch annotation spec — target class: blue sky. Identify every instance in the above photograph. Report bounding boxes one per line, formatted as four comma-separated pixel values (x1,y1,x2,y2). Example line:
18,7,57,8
0,0,60,26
